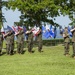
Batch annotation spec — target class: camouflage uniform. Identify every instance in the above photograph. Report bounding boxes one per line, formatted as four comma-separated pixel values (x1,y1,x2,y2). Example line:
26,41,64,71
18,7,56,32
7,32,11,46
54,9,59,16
26,31,33,53
71,27,75,57
0,32,3,55
16,30,24,54
36,28,42,52
10,31,14,54
4,30,14,55
63,27,70,56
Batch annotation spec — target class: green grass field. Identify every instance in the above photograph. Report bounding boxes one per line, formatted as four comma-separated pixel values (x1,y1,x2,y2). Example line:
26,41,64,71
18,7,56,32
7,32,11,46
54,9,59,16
0,45,75,75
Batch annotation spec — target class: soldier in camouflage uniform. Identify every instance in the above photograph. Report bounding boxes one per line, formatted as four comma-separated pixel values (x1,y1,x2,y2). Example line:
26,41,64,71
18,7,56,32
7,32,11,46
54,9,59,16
71,26,75,58
16,29,24,54
63,27,70,56
36,26,42,52
0,31,3,55
26,28,33,53
4,30,14,55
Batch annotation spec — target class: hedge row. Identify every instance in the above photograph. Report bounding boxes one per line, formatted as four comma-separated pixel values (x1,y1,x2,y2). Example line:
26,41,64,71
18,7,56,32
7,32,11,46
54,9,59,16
23,39,73,47
42,39,64,46
43,39,73,46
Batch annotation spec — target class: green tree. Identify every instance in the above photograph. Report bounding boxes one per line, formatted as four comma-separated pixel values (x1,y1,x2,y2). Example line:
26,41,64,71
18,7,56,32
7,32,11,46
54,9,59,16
54,0,75,26
7,0,75,27
7,0,60,27
0,0,7,31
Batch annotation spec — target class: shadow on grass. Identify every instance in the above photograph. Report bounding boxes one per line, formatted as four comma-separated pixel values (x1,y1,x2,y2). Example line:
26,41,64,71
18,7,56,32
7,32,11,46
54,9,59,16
13,50,26,55
32,51,35,53
0,52,6,56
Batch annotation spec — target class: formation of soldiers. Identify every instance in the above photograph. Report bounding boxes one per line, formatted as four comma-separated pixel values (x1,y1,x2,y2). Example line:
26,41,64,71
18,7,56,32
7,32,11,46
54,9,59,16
0,26,42,55
1,24,75,59
63,26,75,58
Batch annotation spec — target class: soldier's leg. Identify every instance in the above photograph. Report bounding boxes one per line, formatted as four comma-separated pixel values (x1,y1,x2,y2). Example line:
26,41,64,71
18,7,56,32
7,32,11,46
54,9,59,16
28,41,33,52
0,46,2,55
0,46,1,54
0,43,3,54
67,42,70,53
17,43,20,53
20,43,24,54
72,42,75,57
9,44,14,55
28,42,31,52
64,42,69,55
6,44,10,54
9,44,12,55
11,43,14,54
38,41,42,52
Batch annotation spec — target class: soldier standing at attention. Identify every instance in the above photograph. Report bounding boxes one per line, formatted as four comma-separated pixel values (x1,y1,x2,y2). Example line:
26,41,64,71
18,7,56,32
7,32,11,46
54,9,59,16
63,27,70,56
26,27,33,53
71,26,75,58
36,26,42,52
16,29,24,54
4,30,14,55
0,31,3,55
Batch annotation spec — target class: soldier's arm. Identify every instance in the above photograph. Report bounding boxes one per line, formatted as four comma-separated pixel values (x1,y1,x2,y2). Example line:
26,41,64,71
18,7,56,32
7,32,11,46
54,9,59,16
25,31,31,34
3,32,10,38
71,28,75,32
15,31,20,36
36,29,41,36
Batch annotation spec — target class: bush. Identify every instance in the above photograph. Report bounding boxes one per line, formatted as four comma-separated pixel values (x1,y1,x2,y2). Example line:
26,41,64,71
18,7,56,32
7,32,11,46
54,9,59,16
43,39,64,46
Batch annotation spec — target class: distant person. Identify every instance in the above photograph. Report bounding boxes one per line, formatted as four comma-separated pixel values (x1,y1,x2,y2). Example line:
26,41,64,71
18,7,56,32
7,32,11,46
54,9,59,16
0,31,3,55
63,27,70,56
71,26,75,58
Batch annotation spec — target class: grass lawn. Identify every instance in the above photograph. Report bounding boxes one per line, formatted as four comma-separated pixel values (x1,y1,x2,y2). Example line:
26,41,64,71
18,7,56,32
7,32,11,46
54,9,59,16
0,44,75,75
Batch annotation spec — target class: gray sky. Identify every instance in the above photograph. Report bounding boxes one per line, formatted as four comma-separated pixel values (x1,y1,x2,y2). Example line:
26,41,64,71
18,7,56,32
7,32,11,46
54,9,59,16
2,7,71,28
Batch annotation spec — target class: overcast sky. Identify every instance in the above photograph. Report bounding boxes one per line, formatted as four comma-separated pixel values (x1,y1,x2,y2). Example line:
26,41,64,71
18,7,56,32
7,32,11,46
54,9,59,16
2,7,71,28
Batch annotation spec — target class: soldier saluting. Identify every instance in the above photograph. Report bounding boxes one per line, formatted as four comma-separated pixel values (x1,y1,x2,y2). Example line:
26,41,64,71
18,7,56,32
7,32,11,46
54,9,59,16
25,26,33,53
35,26,42,52
4,30,14,55
16,27,24,54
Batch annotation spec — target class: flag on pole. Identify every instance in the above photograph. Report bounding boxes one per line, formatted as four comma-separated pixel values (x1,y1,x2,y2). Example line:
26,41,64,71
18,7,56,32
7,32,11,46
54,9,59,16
68,26,72,37
18,26,23,30
49,25,54,38
42,25,51,38
54,26,57,38
12,26,18,35
59,26,64,34
7,25,15,34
